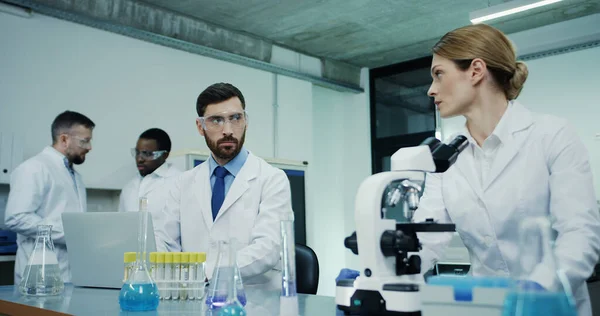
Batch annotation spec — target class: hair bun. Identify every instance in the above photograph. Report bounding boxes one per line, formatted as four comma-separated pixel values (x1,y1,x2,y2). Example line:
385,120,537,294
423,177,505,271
507,61,528,100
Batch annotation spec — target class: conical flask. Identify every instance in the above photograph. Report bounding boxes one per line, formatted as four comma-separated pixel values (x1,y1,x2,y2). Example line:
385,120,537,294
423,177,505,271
19,225,64,296
206,239,247,311
118,197,160,311
216,239,247,316
502,216,577,316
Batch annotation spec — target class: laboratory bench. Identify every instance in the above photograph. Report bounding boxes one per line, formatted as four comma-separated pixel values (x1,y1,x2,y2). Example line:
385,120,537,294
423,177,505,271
0,284,337,315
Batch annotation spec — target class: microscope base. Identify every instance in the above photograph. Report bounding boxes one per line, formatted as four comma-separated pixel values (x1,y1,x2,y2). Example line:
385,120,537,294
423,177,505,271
336,281,422,316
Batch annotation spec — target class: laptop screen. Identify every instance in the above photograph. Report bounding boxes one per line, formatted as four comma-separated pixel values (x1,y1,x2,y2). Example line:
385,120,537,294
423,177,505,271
62,212,157,289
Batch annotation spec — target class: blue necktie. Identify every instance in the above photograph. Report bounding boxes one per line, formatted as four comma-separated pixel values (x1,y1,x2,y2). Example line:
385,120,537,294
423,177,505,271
211,166,229,221
63,158,77,192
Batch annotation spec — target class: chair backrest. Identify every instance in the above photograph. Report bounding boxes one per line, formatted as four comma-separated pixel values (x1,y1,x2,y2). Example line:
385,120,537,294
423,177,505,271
295,243,319,295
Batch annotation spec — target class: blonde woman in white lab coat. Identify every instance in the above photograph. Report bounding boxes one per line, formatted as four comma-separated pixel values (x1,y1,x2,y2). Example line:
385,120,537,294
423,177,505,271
154,83,293,290
414,24,600,315
5,111,95,285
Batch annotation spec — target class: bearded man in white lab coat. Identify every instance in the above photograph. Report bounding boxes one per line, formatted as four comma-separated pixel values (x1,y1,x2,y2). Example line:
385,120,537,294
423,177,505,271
155,82,294,290
119,128,181,221
5,110,95,285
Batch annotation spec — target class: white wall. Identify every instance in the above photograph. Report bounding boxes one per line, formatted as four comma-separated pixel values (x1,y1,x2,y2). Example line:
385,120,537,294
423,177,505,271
308,82,371,296
0,12,275,190
0,11,372,296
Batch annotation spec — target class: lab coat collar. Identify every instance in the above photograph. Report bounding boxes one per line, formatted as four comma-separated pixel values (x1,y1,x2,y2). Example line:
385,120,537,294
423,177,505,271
42,146,85,207
461,100,527,147
483,101,533,190
43,146,78,175
150,162,173,178
194,151,258,228
453,101,534,197
45,146,68,164
215,152,257,221
208,147,249,177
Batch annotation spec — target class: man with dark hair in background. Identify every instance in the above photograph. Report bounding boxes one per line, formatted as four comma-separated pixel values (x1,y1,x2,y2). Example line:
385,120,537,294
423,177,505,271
119,128,181,223
5,110,95,285
155,83,294,290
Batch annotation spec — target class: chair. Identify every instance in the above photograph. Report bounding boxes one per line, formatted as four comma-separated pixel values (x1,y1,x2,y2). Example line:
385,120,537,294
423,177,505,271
295,243,319,295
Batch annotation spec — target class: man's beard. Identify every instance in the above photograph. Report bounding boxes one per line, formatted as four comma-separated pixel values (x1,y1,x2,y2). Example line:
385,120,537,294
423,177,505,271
205,130,246,162
66,149,85,165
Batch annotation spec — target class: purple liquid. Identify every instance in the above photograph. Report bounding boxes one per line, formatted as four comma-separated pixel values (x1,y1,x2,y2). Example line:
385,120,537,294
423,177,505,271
206,294,247,310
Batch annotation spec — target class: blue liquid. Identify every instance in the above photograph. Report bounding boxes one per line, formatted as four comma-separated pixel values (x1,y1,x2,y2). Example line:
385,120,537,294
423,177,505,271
502,292,576,316
119,283,160,311
217,304,246,316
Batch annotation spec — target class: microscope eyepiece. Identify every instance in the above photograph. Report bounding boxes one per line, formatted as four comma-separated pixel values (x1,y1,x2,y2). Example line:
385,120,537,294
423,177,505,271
420,137,442,152
448,135,468,154
429,135,469,172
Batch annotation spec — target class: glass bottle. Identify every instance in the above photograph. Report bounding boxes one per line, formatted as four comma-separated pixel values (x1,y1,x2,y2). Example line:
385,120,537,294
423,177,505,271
19,225,64,296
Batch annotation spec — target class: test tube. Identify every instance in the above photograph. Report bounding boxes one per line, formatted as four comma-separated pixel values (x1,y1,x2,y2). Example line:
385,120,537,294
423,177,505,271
280,219,299,316
180,252,190,300
156,252,165,299
188,253,197,300
123,252,136,283
150,252,157,280
196,252,207,299
164,252,173,300
172,252,181,300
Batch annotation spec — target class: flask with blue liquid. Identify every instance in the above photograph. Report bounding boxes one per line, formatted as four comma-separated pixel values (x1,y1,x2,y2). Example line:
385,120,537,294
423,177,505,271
118,197,160,311
502,216,577,316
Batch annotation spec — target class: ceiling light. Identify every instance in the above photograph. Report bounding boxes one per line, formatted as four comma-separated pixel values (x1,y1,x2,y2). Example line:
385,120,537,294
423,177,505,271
470,0,563,24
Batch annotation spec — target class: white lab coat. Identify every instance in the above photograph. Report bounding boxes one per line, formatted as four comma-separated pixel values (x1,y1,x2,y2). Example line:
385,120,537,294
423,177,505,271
155,153,293,289
415,102,600,316
4,147,87,285
154,151,293,290
118,162,181,216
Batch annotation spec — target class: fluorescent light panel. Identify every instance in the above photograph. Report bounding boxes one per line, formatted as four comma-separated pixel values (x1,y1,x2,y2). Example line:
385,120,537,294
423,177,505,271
470,0,563,24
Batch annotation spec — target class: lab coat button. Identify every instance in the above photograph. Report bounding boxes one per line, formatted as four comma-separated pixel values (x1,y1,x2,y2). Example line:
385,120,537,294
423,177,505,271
484,236,494,247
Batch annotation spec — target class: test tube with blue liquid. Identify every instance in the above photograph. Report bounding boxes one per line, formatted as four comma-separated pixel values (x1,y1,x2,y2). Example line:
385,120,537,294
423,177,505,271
118,197,160,311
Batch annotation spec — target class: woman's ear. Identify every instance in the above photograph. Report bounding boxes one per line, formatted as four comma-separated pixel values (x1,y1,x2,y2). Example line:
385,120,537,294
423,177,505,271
470,58,486,85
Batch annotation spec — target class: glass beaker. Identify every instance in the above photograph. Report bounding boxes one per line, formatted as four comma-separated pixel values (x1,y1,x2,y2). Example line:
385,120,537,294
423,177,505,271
502,216,577,316
19,225,64,296
118,197,160,311
206,240,247,311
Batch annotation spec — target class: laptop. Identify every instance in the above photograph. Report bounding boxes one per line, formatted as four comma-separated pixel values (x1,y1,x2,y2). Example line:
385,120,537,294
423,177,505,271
62,212,157,289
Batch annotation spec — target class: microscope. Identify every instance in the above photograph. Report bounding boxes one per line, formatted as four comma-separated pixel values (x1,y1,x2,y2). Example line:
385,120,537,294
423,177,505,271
336,135,468,315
